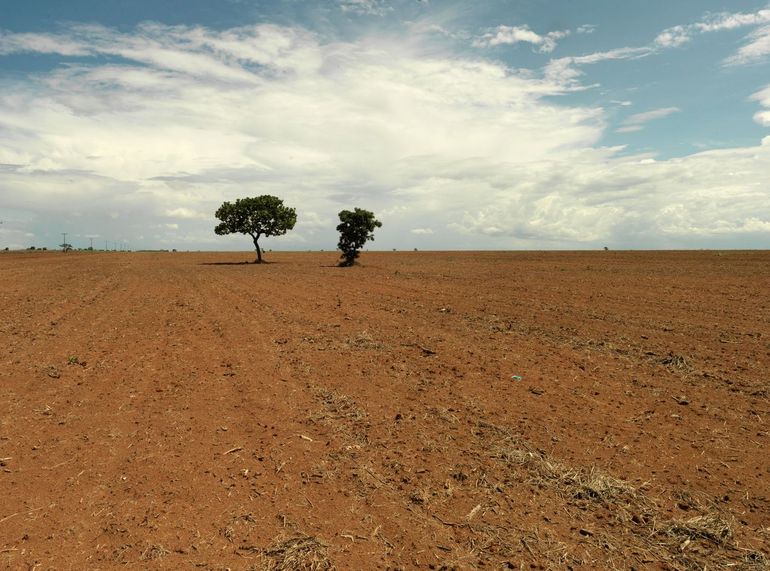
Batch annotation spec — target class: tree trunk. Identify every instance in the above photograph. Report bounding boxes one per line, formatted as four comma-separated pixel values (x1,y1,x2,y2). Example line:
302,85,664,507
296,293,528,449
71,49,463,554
253,235,263,263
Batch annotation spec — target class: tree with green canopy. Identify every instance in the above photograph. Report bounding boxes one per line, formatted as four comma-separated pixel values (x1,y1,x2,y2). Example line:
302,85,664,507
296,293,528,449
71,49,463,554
214,195,297,263
336,208,382,267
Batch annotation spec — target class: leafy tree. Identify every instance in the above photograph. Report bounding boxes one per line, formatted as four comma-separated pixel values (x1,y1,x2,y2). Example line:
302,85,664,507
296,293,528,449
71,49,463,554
336,208,382,267
59,243,72,252
214,195,297,263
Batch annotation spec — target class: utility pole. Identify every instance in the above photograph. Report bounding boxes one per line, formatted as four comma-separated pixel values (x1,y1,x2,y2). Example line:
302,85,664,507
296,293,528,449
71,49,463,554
61,232,67,253
89,237,94,250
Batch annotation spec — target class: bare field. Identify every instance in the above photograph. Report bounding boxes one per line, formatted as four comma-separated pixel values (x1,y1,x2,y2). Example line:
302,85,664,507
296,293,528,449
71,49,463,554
1,250,769,570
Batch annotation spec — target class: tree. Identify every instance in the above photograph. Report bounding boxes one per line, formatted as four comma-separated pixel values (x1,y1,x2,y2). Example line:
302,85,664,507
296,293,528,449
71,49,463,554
214,195,297,263
336,208,382,267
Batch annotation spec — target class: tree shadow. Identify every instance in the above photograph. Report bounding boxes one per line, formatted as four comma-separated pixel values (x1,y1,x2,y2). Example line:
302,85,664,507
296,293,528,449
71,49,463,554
199,260,273,266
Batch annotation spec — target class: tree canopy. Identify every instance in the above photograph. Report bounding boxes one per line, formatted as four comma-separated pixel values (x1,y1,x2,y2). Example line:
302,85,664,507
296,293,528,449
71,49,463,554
214,195,297,263
336,208,382,267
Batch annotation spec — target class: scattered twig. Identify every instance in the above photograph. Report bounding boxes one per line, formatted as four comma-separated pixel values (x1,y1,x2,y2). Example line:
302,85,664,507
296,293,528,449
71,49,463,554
339,532,368,542
0,512,19,524
465,504,482,521
223,446,243,455
402,343,436,356
433,514,459,527
364,467,385,485
43,457,74,470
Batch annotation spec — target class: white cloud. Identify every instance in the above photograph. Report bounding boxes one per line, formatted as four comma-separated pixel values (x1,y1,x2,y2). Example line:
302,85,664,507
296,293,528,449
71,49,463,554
0,32,91,56
655,8,770,48
726,24,770,66
553,6,770,85
751,85,770,126
754,111,770,126
338,0,391,17
616,125,643,134
165,208,209,219
0,222,39,250
545,47,652,84
697,9,770,32
0,22,768,250
449,141,770,245
653,25,692,49
473,25,569,53
653,7,770,66
620,107,680,130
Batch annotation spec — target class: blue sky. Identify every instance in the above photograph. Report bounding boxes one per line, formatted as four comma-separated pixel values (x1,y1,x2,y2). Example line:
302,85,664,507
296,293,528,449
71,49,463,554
1,0,769,251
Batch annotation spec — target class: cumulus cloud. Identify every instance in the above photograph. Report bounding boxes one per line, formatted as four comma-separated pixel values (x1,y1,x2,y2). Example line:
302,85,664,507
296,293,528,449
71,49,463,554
0,21,768,250
751,85,770,126
0,22,600,248
473,25,569,53
449,140,770,245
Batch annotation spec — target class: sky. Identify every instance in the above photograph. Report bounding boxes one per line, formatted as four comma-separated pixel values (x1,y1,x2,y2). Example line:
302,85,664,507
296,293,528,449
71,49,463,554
1,0,769,251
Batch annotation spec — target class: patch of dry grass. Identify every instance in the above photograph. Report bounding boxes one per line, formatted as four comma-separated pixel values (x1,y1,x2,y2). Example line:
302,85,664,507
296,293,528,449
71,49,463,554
260,535,335,571
311,389,366,423
139,544,169,561
471,420,768,571
663,512,733,546
310,388,369,448
659,352,692,371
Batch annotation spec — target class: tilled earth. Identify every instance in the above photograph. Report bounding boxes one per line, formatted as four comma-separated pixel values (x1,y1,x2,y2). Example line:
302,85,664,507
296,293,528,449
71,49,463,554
1,250,768,570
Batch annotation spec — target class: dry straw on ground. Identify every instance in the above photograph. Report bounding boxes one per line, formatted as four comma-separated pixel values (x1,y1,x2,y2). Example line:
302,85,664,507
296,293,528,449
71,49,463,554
259,535,335,571
473,420,768,570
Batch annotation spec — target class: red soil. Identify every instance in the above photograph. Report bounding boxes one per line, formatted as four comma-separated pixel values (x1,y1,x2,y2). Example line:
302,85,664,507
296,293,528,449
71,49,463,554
1,250,768,569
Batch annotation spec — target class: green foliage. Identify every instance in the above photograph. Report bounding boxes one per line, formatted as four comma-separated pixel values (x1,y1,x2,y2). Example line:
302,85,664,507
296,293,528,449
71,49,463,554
214,195,297,263
336,208,382,267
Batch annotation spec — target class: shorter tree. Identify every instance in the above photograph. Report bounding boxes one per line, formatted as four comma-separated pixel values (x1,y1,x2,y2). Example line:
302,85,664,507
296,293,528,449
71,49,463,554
336,208,382,267
214,195,297,263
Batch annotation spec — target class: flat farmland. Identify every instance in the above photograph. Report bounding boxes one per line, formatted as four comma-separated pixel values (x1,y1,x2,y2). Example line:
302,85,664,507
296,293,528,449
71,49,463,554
1,250,768,570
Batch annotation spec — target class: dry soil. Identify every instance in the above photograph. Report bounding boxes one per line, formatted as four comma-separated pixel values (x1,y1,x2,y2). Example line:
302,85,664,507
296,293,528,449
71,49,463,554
1,250,769,570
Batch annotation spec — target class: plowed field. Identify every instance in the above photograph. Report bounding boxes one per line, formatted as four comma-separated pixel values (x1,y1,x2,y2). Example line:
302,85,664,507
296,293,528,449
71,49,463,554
1,250,768,570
